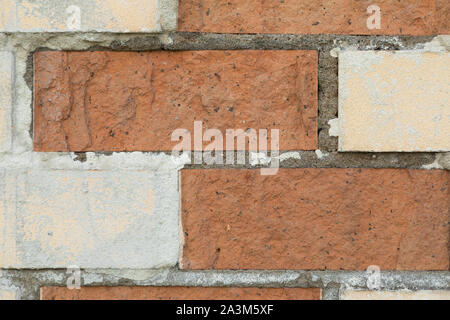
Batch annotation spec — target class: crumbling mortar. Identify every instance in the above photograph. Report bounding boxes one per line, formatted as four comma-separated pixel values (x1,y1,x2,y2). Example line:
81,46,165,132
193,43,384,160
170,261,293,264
1,269,449,300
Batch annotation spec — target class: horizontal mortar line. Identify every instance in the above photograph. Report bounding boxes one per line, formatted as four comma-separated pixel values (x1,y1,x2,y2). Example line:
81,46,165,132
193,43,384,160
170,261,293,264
5,33,437,52
2,269,449,290
0,152,440,168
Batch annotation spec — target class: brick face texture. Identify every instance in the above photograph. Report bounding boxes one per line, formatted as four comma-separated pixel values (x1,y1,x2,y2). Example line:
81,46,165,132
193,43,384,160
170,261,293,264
0,0,174,32
181,169,449,270
41,287,321,300
341,290,450,300
178,0,449,35
0,169,179,269
33,50,317,152
8,0,450,300
437,0,450,33
338,51,450,152
0,51,13,152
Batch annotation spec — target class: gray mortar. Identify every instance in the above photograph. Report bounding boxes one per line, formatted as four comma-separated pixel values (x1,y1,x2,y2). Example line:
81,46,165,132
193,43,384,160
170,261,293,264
1,269,449,300
0,32,448,300
179,151,436,170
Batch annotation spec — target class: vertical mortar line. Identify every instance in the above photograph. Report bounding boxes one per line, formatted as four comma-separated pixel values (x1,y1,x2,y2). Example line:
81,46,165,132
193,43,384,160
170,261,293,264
10,51,16,152
317,44,338,152
29,52,33,147
321,286,340,300
22,50,35,149
177,168,184,269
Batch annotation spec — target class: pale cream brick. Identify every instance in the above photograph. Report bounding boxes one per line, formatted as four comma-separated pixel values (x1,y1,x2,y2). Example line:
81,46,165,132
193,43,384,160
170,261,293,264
0,51,13,152
0,169,179,268
0,288,18,300
341,290,450,300
0,0,177,32
338,51,449,152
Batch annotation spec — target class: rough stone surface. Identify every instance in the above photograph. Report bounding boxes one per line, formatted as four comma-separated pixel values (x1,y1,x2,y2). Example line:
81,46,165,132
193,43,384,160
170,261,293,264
178,0,448,35
338,51,450,152
341,289,450,300
181,168,449,270
34,50,318,152
40,286,321,300
0,0,177,32
0,168,179,269
0,51,13,152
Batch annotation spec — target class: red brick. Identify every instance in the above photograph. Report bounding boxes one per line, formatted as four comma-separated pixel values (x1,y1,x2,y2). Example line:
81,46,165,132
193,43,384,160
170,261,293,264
178,0,447,35
181,168,449,270
40,286,321,300
33,51,317,152
437,0,450,33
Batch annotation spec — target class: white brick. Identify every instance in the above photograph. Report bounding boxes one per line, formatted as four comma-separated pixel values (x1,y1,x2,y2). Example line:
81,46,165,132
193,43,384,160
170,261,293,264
338,51,450,152
0,288,18,300
0,169,179,268
0,289,17,300
0,0,177,32
0,51,13,152
341,290,450,300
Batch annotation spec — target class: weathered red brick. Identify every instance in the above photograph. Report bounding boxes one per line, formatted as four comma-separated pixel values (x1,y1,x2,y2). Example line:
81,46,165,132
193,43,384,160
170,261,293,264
41,286,321,300
181,168,449,270
34,51,317,152
178,0,447,35
437,0,450,33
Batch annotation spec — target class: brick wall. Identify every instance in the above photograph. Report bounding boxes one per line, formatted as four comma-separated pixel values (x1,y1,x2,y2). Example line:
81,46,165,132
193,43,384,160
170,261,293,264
0,1,449,300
